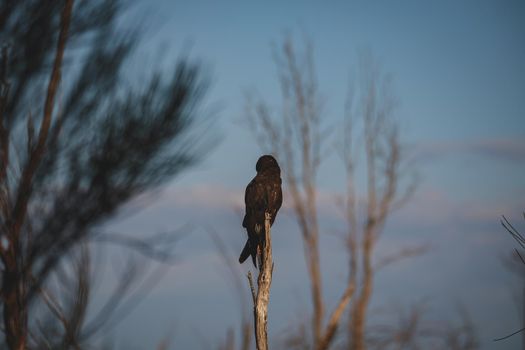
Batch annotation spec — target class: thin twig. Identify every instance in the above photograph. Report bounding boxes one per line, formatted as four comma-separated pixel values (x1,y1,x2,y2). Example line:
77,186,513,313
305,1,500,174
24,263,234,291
247,271,256,305
494,327,525,342
515,248,525,266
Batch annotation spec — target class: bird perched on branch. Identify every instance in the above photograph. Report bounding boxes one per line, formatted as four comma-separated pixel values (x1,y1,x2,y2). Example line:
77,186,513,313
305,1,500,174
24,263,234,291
239,155,282,268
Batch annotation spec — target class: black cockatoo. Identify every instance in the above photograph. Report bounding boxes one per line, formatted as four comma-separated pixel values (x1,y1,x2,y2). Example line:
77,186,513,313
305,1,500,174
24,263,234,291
239,155,282,268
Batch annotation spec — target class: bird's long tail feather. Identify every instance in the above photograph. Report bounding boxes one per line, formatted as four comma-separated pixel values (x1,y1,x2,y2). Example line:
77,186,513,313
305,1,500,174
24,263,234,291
239,240,257,268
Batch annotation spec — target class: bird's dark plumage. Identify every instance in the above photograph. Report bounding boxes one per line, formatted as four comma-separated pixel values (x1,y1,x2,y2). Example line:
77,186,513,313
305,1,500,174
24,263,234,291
239,155,282,268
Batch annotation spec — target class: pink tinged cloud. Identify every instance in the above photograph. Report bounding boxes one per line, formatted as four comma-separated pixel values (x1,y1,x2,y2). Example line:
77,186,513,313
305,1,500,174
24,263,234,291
411,137,525,163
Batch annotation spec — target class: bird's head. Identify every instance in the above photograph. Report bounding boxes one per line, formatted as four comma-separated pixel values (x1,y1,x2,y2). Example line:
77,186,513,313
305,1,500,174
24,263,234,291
256,155,281,174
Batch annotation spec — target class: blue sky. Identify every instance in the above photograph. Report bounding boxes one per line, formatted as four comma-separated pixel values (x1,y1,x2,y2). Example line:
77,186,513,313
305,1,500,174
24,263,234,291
101,0,525,348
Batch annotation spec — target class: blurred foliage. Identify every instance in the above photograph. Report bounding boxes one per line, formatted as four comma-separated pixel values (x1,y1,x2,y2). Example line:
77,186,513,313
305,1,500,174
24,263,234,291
0,0,211,348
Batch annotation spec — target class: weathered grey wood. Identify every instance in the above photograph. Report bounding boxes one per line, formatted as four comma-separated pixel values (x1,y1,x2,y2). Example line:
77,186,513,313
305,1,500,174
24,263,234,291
251,212,273,350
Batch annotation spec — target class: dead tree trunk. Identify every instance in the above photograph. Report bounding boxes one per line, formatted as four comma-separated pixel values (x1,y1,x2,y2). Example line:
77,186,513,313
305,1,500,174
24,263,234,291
350,233,374,350
248,212,273,350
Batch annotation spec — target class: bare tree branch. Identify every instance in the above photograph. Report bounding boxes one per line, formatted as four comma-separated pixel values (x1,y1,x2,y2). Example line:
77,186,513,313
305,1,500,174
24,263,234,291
249,212,274,350
318,282,356,350
9,0,73,242
374,244,431,271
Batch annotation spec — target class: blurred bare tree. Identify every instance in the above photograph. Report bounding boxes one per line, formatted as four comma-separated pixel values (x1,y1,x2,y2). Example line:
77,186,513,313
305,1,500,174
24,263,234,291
341,50,420,350
0,0,210,348
245,37,418,350
368,302,478,350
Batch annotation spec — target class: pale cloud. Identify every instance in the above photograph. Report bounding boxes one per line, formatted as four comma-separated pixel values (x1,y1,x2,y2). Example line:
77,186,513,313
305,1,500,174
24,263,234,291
411,137,525,164
119,181,523,253
166,184,244,209
393,186,522,223
119,183,245,217
157,183,522,229
141,183,339,216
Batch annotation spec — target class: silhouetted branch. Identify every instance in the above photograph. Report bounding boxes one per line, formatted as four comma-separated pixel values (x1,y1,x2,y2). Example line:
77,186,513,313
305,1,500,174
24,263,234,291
495,213,525,343
494,327,525,342
502,214,525,249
